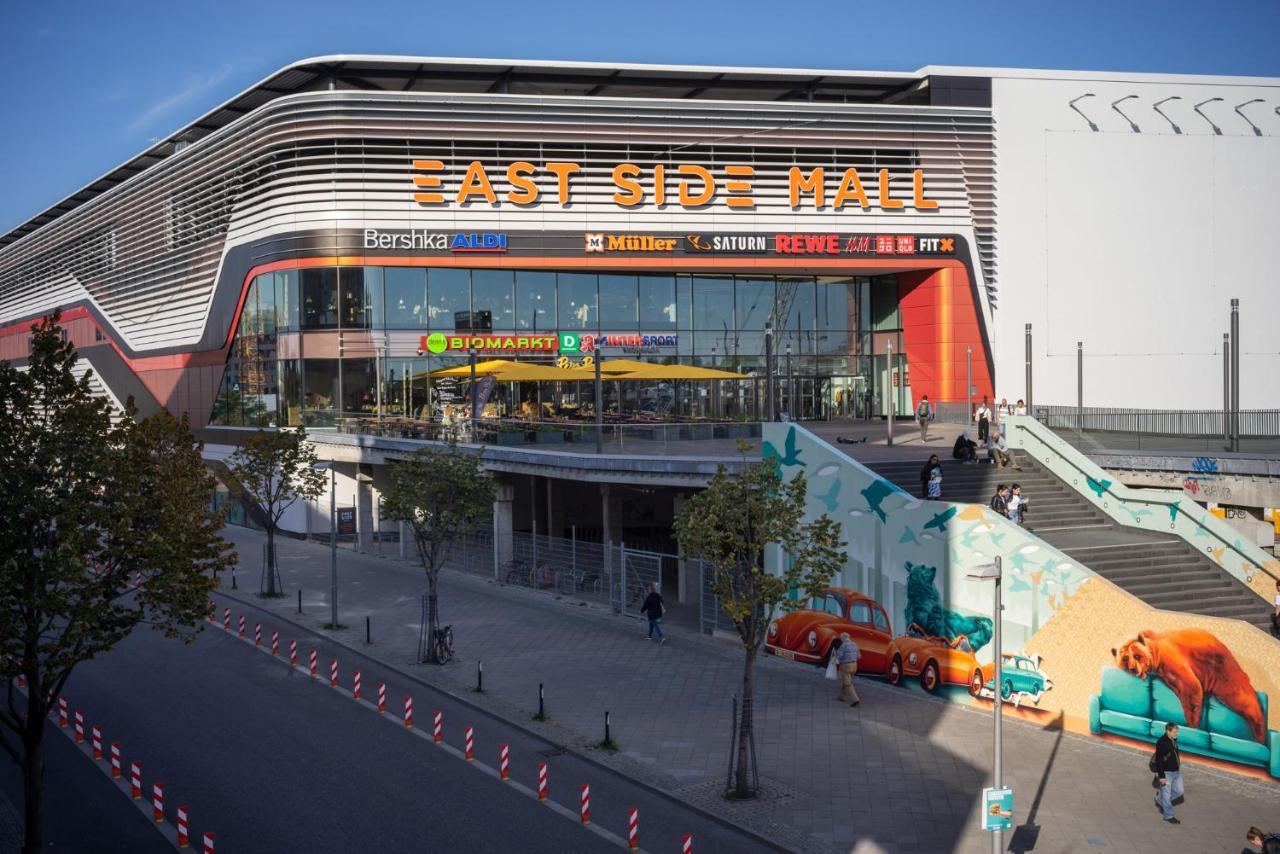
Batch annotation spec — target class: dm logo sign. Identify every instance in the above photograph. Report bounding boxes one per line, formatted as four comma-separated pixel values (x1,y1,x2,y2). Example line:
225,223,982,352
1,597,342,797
558,333,580,353
424,332,448,354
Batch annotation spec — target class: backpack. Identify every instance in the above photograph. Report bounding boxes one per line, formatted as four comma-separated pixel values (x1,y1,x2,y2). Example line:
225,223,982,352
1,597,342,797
917,402,929,419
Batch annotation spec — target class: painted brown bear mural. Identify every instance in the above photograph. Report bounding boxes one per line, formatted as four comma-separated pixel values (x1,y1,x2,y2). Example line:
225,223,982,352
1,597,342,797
1111,628,1266,743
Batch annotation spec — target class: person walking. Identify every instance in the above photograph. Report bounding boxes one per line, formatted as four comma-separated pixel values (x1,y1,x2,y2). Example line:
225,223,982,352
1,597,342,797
1008,483,1027,526
640,583,665,644
997,397,1013,419
974,397,993,443
833,632,861,707
990,484,1009,518
916,395,934,443
1245,826,1280,853
1271,580,1280,638
1154,722,1184,824
919,454,941,499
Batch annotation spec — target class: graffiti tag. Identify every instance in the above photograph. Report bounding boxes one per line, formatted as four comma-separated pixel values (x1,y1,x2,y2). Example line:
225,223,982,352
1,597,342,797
1192,456,1219,474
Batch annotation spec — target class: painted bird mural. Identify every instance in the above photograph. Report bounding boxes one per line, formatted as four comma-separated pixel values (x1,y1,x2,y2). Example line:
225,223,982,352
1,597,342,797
816,478,842,513
923,506,959,534
1086,476,1111,499
860,479,899,523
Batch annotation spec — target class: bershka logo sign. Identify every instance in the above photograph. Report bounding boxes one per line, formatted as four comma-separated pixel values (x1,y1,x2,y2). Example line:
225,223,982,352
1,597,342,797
584,233,678,253
685,234,768,253
451,233,508,253
364,229,449,250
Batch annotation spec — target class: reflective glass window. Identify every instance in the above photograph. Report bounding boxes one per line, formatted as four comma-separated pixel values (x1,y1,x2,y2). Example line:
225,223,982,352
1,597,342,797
385,268,428,328
341,358,378,415
816,277,853,355
300,358,340,426
638,274,676,329
339,267,382,329
870,275,901,331
300,268,338,329
427,269,470,330
471,270,514,331
275,270,299,331
557,273,597,330
734,278,774,331
598,274,638,329
516,271,555,331
692,277,733,354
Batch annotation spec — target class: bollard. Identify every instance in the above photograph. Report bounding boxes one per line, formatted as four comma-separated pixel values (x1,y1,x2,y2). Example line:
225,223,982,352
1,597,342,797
177,805,190,848
58,697,68,728
627,807,638,850
579,784,591,825
289,640,297,667
353,670,362,700
366,615,371,645
537,683,545,719
476,660,483,693
110,743,121,779
330,659,338,688
271,630,279,656
254,623,261,647
297,589,302,614
605,710,611,745
130,761,142,799
499,744,509,780
153,782,165,823
222,608,230,631
202,832,215,854
377,682,386,714
537,762,548,801
464,726,474,761
432,710,442,744
309,650,318,678
404,696,414,729
135,571,142,588
682,833,693,854
237,615,245,639
91,726,102,760
74,710,84,743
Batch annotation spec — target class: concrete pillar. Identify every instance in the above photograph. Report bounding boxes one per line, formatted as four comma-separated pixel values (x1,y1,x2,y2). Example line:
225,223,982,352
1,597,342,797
494,479,515,573
355,472,374,552
601,483,613,581
545,477,555,539
673,494,696,605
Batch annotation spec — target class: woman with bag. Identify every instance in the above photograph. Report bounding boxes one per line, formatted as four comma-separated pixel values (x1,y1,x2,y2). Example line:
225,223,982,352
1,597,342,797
641,583,666,644
831,633,862,707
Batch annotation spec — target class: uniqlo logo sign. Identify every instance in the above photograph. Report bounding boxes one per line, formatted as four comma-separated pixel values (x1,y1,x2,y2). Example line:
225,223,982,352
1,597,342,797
584,233,604,252
895,235,915,255
875,235,896,255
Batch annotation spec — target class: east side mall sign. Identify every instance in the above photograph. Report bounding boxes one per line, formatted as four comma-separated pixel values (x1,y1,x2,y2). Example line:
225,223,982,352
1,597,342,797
410,161,938,211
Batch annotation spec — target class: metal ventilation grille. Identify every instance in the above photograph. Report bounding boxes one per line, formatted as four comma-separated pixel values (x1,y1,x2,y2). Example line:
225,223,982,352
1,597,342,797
0,92,995,353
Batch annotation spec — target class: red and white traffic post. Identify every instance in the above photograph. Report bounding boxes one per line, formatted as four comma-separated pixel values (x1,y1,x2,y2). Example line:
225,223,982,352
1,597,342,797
309,650,318,678
432,710,442,744
579,784,591,825
464,726,474,761
254,623,262,647
237,615,245,639
222,608,230,631
377,682,386,713
537,762,548,801
152,782,165,823
627,807,639,850
271,630,279,656
329,659,338,688
58,697,68,728
289,640,297,667
682,833,693,853
201,831,215,854
352,670,362,700
110,743,121,779
130,761,142,799
498,744,509,780
91,725,102,760
74,710,84,743
404,696,414,729
177,805,190,848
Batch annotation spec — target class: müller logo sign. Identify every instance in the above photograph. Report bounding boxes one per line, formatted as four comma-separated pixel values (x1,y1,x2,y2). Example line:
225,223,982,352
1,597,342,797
410,160,938,211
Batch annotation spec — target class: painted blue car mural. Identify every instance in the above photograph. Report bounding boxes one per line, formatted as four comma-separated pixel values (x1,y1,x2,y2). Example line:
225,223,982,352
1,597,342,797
975,652,1053,707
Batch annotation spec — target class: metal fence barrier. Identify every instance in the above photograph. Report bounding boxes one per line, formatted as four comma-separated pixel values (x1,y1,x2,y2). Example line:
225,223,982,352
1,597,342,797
1033,406,1280,438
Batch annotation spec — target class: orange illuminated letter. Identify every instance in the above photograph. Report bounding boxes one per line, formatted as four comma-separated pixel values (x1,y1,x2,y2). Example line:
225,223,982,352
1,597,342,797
456,161,497,204
411,159,445,204
833,168,870,209
653,164,666,207
724,165,755,209
878,169,904,209
612,163,644,206
546,162,581,206
788,167,825,208
912,169,939,210
507,161,539,205
677,165,716,207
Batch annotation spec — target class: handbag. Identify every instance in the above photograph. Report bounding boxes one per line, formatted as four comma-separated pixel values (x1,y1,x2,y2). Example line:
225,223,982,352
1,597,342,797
824,657,838,680
1148,750,1159,773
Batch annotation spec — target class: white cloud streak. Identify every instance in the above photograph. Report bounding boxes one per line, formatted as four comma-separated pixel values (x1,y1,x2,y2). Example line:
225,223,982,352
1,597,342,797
125,64,232,136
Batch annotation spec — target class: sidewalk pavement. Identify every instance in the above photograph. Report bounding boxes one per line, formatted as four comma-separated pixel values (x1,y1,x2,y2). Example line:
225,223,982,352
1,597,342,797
218,525,1277,854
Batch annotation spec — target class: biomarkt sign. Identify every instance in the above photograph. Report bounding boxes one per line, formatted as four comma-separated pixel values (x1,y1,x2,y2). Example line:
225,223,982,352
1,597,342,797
410,160,939,211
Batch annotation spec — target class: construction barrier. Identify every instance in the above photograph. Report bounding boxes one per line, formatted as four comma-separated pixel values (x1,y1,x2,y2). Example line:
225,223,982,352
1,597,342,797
110,743,121,779
628,807,639,850
499,743,509,780
202,831,214,854
353,670,362,701
177,805,189,848
271,630,279,656
152,782,164,823
404,696,413,729
254,623,261,648
58,697,68,728
329,659,338,688
91,725,102,760
377,682,386,713
309,650,317,678
74,710,84,743
580,784,590,825
432,710,442,744
537,762,548,801
464,726,474,761
130,761,142,799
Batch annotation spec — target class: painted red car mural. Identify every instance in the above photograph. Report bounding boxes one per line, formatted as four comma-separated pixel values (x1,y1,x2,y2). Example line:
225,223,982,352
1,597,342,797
764,588,893,673
885,623,985,694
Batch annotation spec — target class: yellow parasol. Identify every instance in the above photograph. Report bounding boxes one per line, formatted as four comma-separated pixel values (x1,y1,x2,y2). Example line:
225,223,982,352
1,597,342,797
611,364,748,380
428,359,520,378
490,363,598,382
597,358,659,374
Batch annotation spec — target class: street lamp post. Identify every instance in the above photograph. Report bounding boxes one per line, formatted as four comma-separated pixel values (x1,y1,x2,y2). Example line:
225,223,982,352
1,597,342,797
312,461,338,628
764,320,775,422
785,343,793,420
968,557,1004,854
886,339,895,446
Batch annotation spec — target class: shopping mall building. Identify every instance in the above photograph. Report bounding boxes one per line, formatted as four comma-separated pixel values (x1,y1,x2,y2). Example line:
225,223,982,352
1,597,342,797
1,56,1277,428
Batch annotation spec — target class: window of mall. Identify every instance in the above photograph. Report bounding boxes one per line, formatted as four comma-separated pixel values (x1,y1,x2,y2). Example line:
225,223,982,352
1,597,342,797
209,266,911,427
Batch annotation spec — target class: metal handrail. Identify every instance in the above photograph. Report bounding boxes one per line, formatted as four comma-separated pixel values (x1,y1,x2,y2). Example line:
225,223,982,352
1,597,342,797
1010,417,1279,585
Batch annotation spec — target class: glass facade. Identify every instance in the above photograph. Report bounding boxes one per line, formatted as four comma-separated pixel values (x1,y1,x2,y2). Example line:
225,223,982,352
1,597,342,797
211,266,909,427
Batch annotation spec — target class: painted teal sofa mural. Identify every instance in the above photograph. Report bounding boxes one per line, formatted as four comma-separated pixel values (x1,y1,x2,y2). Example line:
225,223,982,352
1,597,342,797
1088,667,1280,778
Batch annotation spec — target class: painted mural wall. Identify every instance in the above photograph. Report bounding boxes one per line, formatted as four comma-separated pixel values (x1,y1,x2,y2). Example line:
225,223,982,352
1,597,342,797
763,423,1280,782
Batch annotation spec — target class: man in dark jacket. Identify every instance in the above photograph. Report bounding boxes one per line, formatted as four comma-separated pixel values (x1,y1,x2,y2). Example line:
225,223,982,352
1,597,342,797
1246,827,1280,854
989,485,1009,518
1154,722,1183,823
640,583,665,644
919,455,941,499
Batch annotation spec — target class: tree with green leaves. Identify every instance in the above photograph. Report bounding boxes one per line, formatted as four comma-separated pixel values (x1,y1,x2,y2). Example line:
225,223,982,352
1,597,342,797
382,442,495,663
0,314,234,853
674,445,844,800
227,427,325,596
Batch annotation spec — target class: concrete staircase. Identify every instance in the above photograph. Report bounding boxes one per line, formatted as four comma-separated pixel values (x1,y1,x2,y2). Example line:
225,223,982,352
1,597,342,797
863,450,1272,630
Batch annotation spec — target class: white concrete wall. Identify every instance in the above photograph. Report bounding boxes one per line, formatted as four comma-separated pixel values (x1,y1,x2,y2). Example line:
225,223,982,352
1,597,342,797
991,74,1280,409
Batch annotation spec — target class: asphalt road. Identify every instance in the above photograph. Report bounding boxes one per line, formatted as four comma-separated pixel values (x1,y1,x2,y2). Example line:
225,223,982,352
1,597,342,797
47,598,772,854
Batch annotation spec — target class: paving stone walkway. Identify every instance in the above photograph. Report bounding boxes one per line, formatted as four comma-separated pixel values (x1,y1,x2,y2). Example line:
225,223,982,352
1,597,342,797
218,526,1277,854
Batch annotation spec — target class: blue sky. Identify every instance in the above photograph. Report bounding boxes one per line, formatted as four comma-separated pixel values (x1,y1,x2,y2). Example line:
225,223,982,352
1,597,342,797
3,0,1279,234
